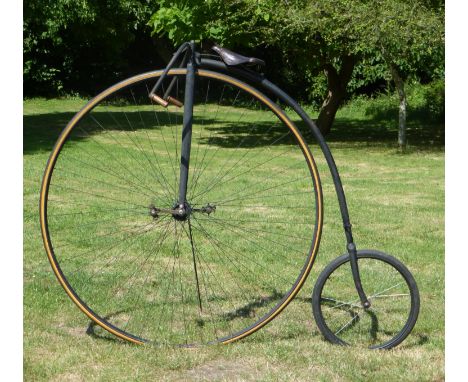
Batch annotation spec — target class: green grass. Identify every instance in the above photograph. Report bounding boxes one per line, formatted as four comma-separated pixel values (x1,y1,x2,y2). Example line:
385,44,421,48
24,90,444,381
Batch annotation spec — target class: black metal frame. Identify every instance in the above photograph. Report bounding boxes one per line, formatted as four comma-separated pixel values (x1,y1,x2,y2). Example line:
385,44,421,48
149,41,371,309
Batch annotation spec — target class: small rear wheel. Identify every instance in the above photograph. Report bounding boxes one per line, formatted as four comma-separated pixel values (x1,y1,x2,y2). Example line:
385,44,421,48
312,250,419,349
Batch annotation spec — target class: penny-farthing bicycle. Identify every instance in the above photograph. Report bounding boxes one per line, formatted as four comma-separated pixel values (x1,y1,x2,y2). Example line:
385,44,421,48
40,42,419,349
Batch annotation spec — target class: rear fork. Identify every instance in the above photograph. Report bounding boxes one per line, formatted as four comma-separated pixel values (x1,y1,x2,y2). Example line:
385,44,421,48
346,234,371,309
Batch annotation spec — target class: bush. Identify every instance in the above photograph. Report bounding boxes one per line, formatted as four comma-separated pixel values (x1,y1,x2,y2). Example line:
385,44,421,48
422,79,445,122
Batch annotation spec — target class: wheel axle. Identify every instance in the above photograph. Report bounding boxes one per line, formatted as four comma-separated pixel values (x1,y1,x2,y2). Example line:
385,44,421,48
148,202,216,221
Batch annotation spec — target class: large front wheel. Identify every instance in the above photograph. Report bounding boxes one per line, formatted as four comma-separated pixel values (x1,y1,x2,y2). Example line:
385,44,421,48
312,250,420,349
40,69,323,346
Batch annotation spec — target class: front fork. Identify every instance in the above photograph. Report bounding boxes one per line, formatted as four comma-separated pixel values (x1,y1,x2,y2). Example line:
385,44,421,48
148,41,196,208
177,42,196,205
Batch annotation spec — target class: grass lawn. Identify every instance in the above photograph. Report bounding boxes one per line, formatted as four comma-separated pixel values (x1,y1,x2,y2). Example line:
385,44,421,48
24,90,444,381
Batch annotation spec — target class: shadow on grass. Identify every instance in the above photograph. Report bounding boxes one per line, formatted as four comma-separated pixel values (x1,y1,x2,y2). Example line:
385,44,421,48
399,333,430,349
23,109,295,155
24,110,181,155
222,290,284,321
85,310,132,344
24,105,444,156
323,118,444,149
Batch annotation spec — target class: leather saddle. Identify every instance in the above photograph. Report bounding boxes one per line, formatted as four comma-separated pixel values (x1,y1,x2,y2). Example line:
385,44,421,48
211,44,266,67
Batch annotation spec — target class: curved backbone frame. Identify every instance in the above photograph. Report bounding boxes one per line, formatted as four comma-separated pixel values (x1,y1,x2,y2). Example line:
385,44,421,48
198,58,355,245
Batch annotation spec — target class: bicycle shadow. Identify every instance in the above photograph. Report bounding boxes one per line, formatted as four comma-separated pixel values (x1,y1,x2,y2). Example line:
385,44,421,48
85,310,132,344
221,290,284,321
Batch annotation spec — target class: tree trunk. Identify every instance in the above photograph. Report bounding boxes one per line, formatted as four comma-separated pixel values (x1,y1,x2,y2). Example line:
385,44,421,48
380,44,407,152
388,63,407,151
316,55,355,135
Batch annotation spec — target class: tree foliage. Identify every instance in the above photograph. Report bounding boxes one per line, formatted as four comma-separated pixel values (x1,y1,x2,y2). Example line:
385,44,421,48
354,0,444,149
23,0,444,139
149,0,444,134
24,0,155,96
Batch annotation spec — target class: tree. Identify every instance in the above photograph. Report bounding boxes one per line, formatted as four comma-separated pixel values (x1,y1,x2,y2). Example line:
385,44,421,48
24,0,155,96
362,1,444,150
149,0,444,140
149,0,365,134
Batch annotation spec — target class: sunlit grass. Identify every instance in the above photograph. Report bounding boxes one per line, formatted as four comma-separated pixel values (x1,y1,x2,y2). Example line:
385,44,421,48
24,96,444,381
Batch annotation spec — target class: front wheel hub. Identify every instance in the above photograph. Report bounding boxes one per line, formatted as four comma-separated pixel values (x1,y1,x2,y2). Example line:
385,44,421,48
148,202,216,221
173,202,191,221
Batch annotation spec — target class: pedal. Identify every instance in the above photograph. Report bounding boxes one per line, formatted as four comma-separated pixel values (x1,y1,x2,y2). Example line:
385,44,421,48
149,94,169,108
167,96,183,108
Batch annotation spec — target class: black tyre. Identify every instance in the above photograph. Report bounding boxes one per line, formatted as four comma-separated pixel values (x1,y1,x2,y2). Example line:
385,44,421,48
312,250,419,349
